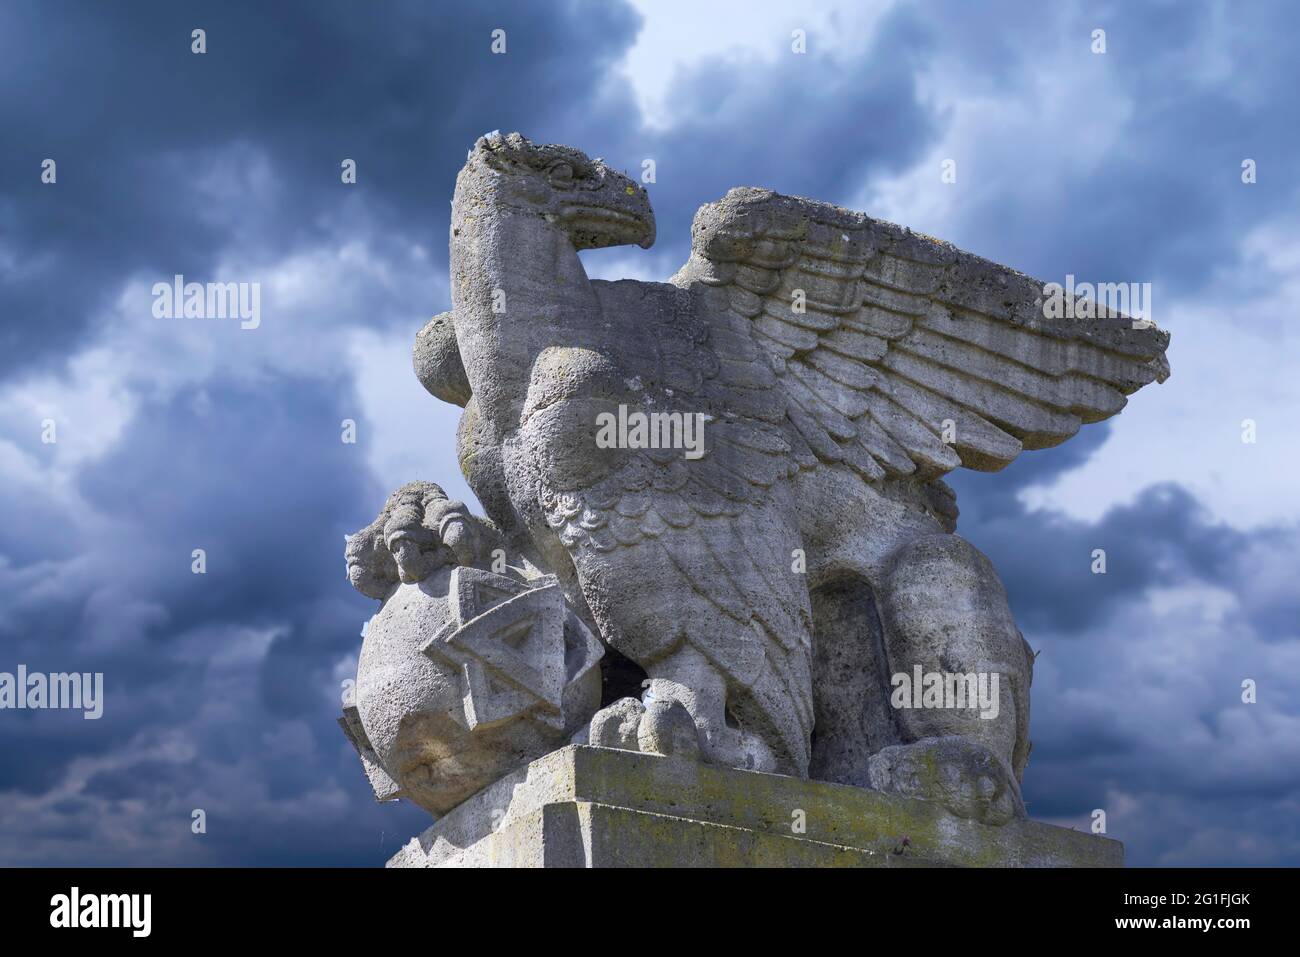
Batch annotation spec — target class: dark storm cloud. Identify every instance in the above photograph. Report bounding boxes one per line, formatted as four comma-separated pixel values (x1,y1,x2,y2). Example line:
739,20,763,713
912,0,1296,292
951,478,1247,634
0,372,369,773
0,0,643,377
0,368,433,863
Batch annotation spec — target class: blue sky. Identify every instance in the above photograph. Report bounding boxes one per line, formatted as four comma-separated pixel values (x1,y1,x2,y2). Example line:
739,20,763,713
1,0,1297,866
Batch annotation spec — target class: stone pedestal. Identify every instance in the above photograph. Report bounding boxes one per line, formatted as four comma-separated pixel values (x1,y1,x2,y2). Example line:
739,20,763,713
388,745,1122,868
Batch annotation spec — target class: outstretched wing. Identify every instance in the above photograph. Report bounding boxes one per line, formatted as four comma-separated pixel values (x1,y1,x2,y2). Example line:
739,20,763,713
670,188,1171,482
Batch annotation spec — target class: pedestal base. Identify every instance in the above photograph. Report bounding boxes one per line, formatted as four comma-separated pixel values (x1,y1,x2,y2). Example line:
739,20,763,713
388,745,1122,868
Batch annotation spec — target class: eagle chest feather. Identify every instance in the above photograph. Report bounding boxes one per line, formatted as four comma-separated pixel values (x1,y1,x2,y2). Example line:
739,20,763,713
531,280,797,558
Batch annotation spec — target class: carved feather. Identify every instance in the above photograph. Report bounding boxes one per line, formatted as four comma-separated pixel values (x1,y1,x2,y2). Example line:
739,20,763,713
671,186,1169,481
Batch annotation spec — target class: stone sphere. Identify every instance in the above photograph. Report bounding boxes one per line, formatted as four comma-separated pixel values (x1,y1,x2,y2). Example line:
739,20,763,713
355,567,601,815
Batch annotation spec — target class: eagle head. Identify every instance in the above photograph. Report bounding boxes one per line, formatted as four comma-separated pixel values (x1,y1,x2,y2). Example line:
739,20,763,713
462,131,655,251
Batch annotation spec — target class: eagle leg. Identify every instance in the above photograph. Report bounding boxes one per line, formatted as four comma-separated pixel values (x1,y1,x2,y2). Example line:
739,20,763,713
869,533,1036,824
641,643,784,774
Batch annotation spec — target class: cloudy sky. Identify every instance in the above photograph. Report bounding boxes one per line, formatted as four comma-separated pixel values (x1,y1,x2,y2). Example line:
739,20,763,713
1,0,1296,866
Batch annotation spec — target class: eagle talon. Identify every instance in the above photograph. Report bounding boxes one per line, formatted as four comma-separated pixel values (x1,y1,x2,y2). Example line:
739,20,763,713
587,697,644,750
636,698,702,761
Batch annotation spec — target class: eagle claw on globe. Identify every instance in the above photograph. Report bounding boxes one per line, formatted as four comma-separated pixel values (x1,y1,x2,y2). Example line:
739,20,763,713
341,482,603,815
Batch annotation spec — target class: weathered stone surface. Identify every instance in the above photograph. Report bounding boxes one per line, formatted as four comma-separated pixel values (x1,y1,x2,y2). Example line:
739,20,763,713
413,311,471,408
339,132,1169,850
389,746,1122,868
868,735,1026,826
588,696,643,750
636,698,702,760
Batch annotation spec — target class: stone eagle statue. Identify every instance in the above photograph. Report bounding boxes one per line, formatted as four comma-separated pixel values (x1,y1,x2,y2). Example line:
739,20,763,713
401,131,1169,825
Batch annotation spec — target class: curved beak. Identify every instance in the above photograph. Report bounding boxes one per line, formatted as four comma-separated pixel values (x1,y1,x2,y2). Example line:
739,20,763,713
561,161,656,251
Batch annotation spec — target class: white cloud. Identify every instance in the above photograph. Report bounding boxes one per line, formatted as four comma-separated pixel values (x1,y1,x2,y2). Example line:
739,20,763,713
1022,226,1300,529
345,325,476,508
620,0,891,127
0,226,455,518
